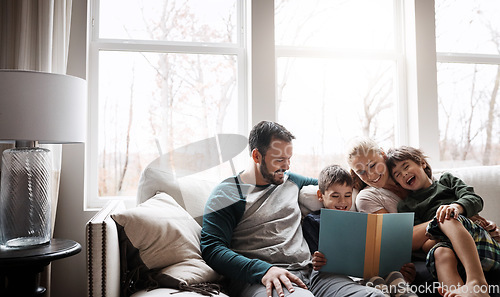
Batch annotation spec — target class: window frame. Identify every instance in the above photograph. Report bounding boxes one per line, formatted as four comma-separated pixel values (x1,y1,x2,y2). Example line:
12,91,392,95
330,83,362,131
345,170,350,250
434,0,500,166
86,0,249,209
274,0,410,149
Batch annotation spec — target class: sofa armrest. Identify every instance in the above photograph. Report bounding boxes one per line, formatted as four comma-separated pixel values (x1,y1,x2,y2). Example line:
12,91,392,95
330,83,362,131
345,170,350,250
86,200,126,297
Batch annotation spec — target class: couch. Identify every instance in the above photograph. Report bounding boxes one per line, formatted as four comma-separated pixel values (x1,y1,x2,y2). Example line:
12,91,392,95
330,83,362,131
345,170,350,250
86,145,500,297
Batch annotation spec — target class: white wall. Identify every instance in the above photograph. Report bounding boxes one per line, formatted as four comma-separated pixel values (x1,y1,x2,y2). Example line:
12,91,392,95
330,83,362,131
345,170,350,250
51,0,96,296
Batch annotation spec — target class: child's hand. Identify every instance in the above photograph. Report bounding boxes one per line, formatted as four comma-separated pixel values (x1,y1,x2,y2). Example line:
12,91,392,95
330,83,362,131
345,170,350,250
435,203,463,223
399,263,416,284
312,251,327,271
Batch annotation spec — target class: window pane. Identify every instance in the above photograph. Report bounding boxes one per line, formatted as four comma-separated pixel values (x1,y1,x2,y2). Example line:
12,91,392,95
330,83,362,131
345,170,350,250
435,0,500,55
99,0,237,43
98,51,239,196
277,57,396,177
437,63,500,166
275,0,394,50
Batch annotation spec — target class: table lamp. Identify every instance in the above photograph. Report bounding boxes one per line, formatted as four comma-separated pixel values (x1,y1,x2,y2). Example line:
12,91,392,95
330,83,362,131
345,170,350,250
0,70,86,248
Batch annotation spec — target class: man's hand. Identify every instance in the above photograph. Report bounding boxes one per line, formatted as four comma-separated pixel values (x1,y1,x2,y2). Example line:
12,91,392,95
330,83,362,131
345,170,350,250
261,266,307,297
311,251,327,271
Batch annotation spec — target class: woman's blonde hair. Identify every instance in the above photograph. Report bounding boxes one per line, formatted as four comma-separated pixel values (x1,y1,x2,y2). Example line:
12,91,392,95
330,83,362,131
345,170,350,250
345,137,384,191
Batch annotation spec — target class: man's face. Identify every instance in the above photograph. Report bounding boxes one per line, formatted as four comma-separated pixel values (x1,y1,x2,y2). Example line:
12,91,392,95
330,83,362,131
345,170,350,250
259,139,293,185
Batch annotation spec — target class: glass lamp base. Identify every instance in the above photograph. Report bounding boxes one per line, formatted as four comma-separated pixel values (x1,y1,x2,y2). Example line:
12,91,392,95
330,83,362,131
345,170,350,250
4,236,50,248
0,147,52,248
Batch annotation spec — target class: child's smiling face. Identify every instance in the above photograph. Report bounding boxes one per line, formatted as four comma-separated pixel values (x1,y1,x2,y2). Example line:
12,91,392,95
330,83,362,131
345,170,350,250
318,183,353,211
390,159,432,191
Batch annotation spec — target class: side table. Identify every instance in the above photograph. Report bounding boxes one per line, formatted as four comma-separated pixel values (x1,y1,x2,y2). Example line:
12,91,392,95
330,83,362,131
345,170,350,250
0,238,81,297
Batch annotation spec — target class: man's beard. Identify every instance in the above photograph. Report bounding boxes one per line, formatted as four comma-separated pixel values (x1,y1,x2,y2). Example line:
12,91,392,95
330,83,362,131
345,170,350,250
260,158,286,185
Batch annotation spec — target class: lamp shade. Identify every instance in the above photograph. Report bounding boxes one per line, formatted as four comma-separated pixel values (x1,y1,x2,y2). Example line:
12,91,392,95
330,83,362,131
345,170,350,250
0,70,87,143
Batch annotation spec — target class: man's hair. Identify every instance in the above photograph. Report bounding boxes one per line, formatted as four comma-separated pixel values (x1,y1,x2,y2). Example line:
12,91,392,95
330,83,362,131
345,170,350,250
248,121,295,156
386,146,432,178
318,165,353,194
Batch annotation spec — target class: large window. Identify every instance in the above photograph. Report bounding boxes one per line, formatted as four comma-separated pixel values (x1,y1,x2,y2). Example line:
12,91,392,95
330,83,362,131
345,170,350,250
275,0,403,176
88,0,500,207
436,0,500,166
88,0,246,207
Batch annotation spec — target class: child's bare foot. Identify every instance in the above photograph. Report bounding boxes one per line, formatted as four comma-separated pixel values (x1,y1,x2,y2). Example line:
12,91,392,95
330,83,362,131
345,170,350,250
438,280,490,297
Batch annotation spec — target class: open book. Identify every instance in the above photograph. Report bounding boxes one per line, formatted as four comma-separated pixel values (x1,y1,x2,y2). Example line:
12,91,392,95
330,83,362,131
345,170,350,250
318,209,414,279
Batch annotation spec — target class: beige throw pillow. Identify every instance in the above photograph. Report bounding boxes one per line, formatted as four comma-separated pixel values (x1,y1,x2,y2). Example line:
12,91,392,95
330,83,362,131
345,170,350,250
111,192,220,294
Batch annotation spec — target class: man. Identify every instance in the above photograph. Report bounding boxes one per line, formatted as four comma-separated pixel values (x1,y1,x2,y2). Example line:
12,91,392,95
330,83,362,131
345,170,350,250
201,121,384,297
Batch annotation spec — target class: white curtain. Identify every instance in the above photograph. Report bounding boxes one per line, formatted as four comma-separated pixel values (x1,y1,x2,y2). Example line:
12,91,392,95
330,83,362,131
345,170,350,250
0,0,73,73
0,1,73,295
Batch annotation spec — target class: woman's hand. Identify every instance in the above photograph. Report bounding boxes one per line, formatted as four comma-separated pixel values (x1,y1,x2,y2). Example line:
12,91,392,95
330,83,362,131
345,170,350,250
435,203,463,222
399,262,416,284
487,224,500,242
471,214,500,242
470,214,488,228
311,251,327,271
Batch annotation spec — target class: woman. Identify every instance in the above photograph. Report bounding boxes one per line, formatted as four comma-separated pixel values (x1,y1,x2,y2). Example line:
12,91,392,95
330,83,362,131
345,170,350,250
346,138,407,214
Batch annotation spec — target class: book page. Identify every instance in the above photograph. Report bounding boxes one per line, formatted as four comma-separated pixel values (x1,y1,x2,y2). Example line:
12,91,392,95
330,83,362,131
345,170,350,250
318,209,367,277
378,213,414,277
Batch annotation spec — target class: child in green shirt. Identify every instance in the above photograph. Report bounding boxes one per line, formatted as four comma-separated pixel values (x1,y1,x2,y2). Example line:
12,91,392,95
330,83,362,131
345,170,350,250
387,146,500,297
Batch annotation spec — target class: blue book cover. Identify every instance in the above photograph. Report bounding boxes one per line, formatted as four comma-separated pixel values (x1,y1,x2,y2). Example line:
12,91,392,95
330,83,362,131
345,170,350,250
318,209,414,279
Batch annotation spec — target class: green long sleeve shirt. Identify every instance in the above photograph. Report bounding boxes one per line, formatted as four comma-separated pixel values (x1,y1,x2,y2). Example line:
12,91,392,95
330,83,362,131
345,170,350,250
397,172,483,225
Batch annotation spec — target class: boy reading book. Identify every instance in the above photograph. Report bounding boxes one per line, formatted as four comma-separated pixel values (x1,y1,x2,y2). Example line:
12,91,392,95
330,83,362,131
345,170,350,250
386,146,500,297
302,164,417,297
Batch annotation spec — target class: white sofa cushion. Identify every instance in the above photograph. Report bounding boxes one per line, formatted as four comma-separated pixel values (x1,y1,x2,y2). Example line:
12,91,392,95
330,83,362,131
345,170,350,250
137,165,222,226
435,165,500,224
131,288,230,297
